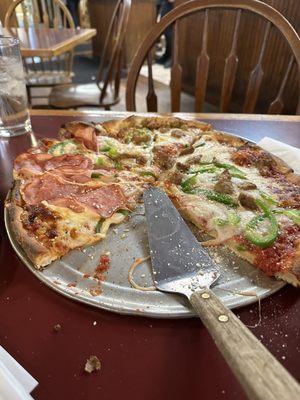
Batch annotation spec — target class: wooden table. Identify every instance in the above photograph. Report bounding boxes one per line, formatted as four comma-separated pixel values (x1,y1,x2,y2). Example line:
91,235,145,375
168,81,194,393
0,111,299,400
1,27,96,57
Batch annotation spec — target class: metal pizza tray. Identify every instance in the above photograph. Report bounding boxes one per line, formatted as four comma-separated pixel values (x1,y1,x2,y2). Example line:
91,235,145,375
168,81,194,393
4,123,287,318
5,202,285,318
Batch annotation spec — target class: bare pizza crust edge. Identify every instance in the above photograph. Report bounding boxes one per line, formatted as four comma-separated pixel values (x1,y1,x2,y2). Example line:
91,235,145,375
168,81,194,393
6,182,56,269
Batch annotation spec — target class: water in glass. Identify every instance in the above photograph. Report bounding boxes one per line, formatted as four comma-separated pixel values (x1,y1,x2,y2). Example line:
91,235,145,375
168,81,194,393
0,36,31,137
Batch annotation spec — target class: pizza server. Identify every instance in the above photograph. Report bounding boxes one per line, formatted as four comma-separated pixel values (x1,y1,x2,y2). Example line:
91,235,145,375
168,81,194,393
143,187,300,400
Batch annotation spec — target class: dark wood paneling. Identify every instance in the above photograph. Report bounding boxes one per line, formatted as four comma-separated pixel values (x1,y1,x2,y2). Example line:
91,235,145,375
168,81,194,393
88,0,156,67
176,0,300,114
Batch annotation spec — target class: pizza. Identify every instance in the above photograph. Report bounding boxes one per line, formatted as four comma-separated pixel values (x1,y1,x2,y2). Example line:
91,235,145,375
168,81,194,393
6,116,300,287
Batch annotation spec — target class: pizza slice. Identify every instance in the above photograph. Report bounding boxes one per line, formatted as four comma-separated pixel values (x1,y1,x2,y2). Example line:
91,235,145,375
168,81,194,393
7,116,210,268
8,125,149,268
162,131,300,286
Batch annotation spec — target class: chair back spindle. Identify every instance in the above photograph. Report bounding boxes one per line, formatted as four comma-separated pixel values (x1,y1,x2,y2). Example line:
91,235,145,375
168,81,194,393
170,20,183,112
243,21,271,113
97,0,131,104
146,52,158,111
220,9,241,112
268,55,294,114
195,9,210,112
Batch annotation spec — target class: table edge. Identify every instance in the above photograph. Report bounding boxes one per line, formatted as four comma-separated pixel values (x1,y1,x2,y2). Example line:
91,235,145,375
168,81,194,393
18,28,96,57
29,110,300,122
50,29,96,56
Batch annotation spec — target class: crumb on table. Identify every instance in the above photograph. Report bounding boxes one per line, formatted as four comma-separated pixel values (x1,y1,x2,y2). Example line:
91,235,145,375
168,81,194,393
84,355,101,373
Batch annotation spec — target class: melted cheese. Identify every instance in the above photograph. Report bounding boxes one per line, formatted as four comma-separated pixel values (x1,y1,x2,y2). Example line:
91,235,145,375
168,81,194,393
46,202,126,239
100,213,125,235
45,201,103,247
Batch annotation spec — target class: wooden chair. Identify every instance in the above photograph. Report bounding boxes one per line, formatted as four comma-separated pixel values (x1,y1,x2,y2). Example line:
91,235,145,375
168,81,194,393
126,0,300,114
4,0,75,102
49,0,131,110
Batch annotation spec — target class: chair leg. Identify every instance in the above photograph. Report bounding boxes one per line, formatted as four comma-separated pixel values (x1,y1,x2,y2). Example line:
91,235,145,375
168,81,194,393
26,85,32,106
104,105,111,111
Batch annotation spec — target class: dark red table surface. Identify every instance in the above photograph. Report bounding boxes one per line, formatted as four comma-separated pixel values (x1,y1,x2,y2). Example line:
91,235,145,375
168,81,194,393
0,112,299,400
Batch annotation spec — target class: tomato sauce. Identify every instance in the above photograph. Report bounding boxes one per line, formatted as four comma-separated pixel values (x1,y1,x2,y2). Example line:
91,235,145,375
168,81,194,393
94,254,111,281
231,147,261,167
237,225,300,276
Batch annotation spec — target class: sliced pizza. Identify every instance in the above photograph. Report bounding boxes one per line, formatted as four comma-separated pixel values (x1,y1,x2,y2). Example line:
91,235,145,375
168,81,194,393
6,116,300,286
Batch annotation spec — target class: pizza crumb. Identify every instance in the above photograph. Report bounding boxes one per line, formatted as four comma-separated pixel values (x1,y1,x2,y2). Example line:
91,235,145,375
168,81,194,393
67,282,77,288
84,356,101,373
94,254,111,281
53,324,62,332
120,233,127,239
89,286,102,296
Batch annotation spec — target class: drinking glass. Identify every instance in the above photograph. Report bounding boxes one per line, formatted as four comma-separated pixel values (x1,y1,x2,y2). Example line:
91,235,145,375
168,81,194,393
0,36,31,137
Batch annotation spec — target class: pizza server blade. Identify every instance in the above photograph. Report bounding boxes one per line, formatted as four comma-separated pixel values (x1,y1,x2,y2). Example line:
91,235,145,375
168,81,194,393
143,187,300,400
143,187,220,298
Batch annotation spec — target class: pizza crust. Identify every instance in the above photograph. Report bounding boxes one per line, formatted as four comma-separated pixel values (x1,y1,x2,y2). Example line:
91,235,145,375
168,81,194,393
101,115,211,136
7,201,55,269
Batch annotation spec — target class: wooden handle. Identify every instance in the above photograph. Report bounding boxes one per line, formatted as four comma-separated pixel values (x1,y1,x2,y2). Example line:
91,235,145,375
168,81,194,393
190,290,300,400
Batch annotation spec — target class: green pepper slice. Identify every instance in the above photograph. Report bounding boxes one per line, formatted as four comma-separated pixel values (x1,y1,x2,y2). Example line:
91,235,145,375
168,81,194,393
283,210,300,225
193,188,238,207
192,161,246,179
96,156,106,167
245,214,278,248
101,143,119,159
214,211,241,227
194,142,206,148
48,140,77,155
95,219,103,233
189,165,218,174
199,189,238,207
114,161,122,170
214,218,228,226
245,199,278,248
181,175,198,192
140,171,156,178
181,176,238,207
119,209,129,216
91,172,103,179
213,162,246,179
259,191,278,205
228,211,241,225
273,208,300,225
